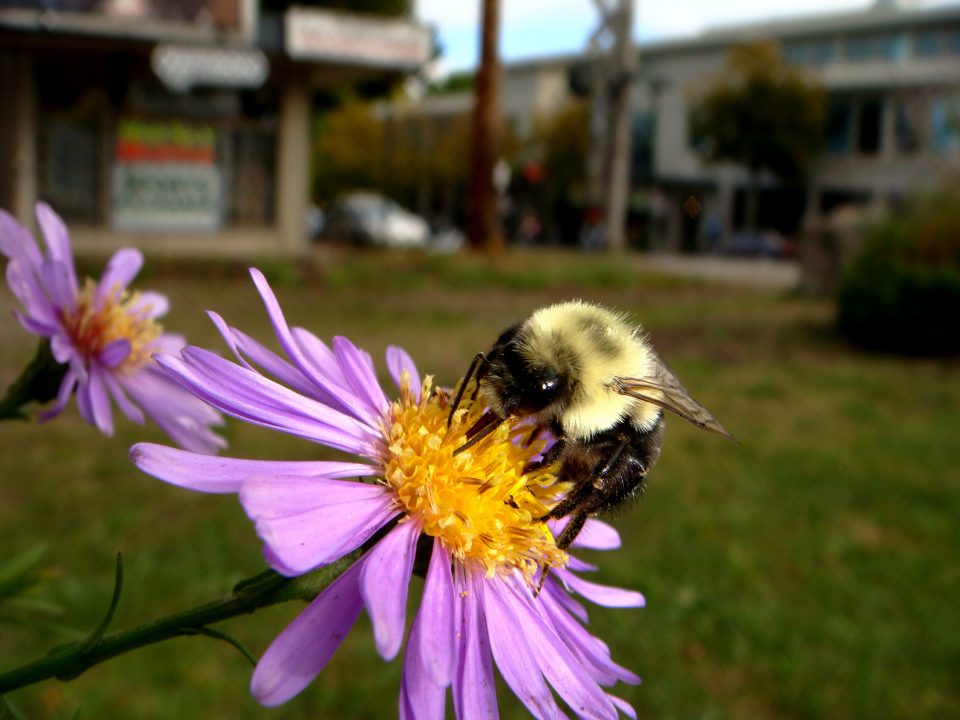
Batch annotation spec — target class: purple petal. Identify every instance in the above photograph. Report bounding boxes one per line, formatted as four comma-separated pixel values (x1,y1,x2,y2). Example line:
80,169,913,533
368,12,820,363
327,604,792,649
156,349,376,455
95,248,143,308
567,556,598,574
240,476,398,575
102,370,145,424
546,576,589,623
554,568,646,608
35,202,78,298
40,258,76,313
49,333,76,363
540,580,641,687
359,520,420,660
77,367,114,435
14,309,60,338
131,442,375,493
251,558,365,706
333,336,390,416
575,519,622,550
119,365,226,454
7,259,60,327
207,311,258,372
482,574,564,719
452,566,499,720
208,311,345,411
610,695,637,719
292,327,373,421
99,339,131,369
291,327,343,383
249,269,375,420
400,612,447,720
38,366,78,422
130,291,169,319
152,332,186,355
386,345,421,400
0,209,39,263
501,576,618,719
415,540,456,685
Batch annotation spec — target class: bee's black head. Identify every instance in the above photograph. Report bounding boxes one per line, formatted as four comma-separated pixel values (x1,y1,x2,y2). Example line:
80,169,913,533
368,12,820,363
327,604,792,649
489,342,567,417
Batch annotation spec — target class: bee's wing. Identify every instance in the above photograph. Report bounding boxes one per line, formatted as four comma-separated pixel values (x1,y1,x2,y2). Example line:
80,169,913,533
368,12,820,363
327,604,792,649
615,354,733,439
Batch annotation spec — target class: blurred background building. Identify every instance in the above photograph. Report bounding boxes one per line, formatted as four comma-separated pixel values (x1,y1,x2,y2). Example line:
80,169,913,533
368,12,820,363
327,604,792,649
0,0,429,255
2,0,958,255
397,0,960,253
635,0,960,253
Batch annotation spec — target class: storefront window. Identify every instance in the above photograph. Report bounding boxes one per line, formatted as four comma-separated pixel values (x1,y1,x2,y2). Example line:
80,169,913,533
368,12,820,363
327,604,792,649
39,117,100,223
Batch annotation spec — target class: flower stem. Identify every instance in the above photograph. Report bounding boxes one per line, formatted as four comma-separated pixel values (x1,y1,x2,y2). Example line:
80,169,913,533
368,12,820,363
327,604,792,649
0,341,65,421
0,553,358,695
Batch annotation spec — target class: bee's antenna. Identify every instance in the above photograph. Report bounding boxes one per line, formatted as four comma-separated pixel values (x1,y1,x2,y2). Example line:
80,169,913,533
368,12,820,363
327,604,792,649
452,411,503,455
447,352,487,427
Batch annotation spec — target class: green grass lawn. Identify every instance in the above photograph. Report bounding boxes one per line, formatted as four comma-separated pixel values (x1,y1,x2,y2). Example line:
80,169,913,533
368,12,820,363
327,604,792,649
1,249,957,719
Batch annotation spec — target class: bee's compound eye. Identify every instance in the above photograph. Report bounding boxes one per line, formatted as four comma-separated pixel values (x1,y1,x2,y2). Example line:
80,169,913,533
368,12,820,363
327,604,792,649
524,367,563,410
539,376,560,395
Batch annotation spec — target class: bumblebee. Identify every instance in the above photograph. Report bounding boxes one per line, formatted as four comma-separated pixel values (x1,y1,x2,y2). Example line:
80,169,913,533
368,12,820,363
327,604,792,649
451,300,731,550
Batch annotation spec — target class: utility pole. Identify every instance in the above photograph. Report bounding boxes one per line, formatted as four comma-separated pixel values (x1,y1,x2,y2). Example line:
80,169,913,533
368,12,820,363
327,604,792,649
586,0,635,252
467,0,503,252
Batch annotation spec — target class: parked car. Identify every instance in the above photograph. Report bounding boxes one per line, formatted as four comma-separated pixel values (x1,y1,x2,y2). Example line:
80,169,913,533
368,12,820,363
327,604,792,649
717,230,796,258
315,192,430,248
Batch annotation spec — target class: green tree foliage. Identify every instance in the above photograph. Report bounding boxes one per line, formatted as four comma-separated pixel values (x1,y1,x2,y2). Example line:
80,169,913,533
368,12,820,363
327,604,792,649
837,186,960,355
693,41,826,178
531,100,590,199
427,72,475,96
312,96,523,225
692,42,826,230
518,101,590,243
312,98,385,200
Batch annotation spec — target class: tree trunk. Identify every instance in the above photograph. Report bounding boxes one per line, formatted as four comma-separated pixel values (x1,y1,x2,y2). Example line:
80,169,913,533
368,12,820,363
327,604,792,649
604,0,634,252
466,0,503,253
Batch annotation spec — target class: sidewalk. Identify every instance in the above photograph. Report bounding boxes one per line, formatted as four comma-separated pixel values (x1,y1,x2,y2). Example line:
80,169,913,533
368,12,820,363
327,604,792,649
640,255,801,290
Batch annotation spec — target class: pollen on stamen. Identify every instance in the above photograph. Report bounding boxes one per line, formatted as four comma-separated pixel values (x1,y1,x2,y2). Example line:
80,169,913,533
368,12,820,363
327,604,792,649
61,280,162,372
379,373,570,580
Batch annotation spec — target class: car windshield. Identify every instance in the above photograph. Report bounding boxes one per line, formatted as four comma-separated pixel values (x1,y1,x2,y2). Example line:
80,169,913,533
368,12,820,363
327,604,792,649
345,197,387,221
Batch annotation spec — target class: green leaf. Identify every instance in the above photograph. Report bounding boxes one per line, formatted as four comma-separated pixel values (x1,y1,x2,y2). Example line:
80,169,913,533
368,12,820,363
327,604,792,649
0,341,67,421
77,554,125,653
0,545,47,601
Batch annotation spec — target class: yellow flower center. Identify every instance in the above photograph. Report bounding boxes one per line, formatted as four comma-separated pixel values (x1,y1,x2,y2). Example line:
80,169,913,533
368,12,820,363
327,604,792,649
61,279,162,372
380,375,570,580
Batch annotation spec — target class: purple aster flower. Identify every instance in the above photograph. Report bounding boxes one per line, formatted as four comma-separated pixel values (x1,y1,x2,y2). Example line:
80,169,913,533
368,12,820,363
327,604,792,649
131,268,644,719
0,202,224,452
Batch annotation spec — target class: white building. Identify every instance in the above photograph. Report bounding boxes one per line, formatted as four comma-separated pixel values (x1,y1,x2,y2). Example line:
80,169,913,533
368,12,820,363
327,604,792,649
636,0,960,251
413,1,960,251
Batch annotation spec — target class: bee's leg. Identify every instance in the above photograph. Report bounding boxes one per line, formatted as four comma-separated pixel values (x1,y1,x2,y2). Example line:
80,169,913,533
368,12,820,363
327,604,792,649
590,437,629,490
552,511,589,551
539,474,593,522
538,436,631,544
522,424,543,448
535,510,588,594
447,352,486,427
523,437,566,474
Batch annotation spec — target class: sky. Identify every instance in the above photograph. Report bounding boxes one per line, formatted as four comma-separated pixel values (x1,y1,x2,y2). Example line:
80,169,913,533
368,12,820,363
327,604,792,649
415,0,957,74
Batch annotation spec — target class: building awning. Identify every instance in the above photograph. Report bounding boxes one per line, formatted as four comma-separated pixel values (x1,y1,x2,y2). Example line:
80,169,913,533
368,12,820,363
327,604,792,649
284,8,431,71
152,44,269,92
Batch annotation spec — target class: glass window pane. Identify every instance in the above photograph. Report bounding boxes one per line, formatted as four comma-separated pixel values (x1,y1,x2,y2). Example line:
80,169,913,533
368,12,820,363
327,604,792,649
857,99,882,154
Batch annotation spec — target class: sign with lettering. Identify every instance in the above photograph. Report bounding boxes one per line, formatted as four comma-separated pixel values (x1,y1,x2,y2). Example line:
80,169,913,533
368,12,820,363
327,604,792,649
285,8,430,69
111,119,222,232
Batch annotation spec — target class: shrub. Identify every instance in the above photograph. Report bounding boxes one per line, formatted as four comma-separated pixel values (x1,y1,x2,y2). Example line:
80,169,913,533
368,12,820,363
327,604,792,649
837,188,960,355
